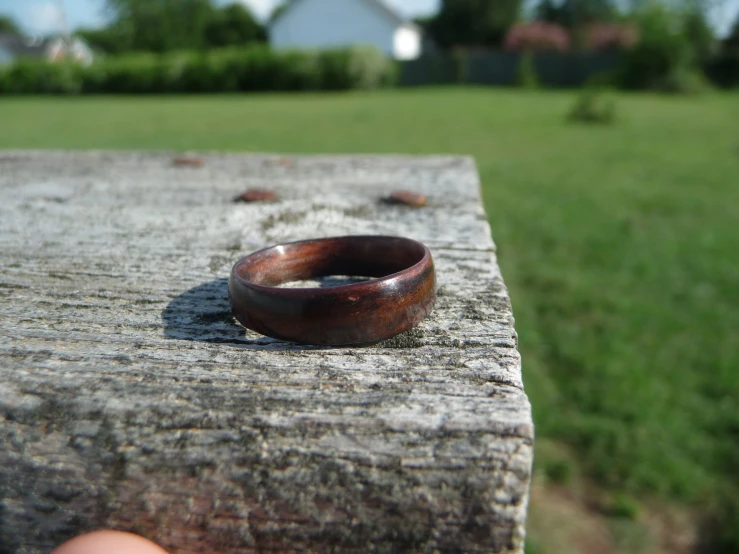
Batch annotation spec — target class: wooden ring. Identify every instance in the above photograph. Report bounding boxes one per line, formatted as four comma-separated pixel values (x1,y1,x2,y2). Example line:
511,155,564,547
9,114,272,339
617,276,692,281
229,236,436,346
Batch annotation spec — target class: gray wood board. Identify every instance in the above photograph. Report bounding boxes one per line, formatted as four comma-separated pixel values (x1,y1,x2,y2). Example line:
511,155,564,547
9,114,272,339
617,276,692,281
0,151,532,553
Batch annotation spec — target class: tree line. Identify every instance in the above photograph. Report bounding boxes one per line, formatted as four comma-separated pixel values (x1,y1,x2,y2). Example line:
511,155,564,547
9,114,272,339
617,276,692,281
74,0,265,53
0,0,736,60
424,0,725,58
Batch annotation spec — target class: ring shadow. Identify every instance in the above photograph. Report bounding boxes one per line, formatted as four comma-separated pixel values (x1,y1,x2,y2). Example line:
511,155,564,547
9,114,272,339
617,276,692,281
161,277,372,350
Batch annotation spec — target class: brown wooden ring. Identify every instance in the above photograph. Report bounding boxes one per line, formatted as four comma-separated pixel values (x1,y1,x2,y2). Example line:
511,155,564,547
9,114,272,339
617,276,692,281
229,236,436,346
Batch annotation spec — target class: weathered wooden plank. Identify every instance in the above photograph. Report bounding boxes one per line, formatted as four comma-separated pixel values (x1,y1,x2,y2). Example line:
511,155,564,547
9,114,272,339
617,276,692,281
0,152,532,553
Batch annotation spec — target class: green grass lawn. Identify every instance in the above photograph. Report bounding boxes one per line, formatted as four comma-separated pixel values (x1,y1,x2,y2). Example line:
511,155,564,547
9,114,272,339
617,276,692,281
2,88,738,548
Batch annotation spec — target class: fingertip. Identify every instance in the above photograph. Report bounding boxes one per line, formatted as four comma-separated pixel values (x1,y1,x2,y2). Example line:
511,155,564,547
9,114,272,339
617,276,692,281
52,530,169,554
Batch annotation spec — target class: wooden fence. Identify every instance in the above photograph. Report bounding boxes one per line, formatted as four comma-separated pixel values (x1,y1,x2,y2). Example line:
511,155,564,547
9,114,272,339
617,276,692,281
399,50,623,88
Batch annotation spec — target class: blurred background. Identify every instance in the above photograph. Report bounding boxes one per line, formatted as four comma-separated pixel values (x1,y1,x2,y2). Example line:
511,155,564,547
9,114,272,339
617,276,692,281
1,0,738,553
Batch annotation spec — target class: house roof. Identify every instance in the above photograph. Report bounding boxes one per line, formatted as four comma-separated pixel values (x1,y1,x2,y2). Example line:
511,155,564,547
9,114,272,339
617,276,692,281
0,33,48,58
364,0,415,27
270,0,419,31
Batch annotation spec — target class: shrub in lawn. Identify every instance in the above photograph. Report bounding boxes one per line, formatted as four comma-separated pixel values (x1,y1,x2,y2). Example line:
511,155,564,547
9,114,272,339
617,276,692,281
605,493,640,520
543,459,572,484
568,86,616,124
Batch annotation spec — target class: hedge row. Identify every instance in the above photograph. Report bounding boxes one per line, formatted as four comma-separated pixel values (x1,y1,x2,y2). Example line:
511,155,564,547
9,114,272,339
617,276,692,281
0,45,397,94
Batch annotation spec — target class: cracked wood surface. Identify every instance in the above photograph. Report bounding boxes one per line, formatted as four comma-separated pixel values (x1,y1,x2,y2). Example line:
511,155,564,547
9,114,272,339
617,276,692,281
0,151,532,553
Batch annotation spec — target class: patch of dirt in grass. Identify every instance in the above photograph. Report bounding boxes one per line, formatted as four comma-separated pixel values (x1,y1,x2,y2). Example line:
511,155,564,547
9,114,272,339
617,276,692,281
641,504,697,554
527,446,697,554
527,477,615,554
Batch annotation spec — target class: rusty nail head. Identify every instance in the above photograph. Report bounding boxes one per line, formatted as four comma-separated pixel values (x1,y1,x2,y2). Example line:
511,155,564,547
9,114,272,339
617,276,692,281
235,189,278,203
264,157,293,167
386,190,427,207
173,155,204,168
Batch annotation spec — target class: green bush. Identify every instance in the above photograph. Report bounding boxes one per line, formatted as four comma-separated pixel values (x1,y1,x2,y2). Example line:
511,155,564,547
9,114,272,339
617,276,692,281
279,51,323,90
316,49,354,90
516,52,539,89
655,64,712,95
619,5,687,89
682,9,717,65
221,46,294,91
94,54,173,93
606,493,640,520
0,60,83,94
347,46,397,89
568,86,616,124
453,50,469,84
543,459,573,484
179,51,232,93
0,45,396,95
619,3,710,94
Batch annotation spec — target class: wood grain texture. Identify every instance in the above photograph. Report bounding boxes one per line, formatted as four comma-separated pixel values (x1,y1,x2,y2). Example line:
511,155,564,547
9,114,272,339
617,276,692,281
0,152,532,554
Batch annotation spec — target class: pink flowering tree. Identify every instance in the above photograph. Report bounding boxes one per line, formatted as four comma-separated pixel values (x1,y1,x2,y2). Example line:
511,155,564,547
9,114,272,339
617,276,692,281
505,21,571,52
585,23,640,51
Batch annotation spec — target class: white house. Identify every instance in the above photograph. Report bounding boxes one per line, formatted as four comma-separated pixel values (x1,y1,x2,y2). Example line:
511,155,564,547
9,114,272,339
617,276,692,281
269,0,422,61
46,36,94,65
0,34,94,66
